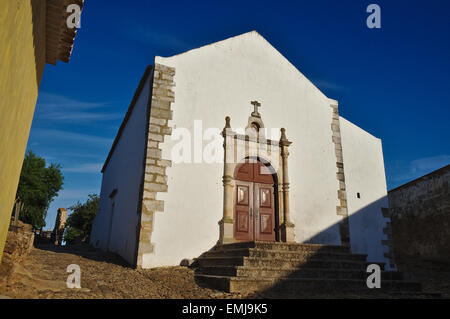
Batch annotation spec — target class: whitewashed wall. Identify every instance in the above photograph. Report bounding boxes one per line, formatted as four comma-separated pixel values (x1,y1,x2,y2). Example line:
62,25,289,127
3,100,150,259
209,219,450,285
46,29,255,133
146,31,345,267
90,76,151,265
340,117,391,269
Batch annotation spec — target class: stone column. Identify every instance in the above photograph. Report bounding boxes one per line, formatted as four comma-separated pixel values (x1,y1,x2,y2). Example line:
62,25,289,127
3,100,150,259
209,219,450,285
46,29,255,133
52,208,67,245
219,117,235,244
279,128,295,242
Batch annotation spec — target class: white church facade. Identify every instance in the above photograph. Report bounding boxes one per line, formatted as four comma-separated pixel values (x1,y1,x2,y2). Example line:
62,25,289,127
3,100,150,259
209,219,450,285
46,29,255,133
90,31,393,270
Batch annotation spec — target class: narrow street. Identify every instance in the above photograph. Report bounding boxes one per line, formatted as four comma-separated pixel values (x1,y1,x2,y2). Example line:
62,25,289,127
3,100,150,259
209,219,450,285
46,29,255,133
2,244,449,299
2,245,239,299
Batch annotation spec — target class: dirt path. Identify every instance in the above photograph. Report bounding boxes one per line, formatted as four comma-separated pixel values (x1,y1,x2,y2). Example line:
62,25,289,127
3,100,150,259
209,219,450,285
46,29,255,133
2,245,242,299
2,245,449,299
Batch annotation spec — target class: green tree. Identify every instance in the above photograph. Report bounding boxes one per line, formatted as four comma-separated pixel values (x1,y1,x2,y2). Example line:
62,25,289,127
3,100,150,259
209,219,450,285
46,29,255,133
16,150,64,229
64,194,99,244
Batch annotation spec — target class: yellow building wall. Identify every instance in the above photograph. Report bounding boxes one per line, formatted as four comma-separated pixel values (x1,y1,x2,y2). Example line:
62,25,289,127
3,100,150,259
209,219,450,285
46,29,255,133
0,0,47,261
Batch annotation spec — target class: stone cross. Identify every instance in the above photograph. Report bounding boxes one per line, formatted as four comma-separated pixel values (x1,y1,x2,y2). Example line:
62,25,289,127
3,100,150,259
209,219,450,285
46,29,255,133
251,100,261,117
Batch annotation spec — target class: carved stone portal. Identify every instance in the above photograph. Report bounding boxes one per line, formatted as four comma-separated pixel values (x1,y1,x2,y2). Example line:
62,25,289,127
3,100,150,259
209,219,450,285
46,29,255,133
219,101,295,244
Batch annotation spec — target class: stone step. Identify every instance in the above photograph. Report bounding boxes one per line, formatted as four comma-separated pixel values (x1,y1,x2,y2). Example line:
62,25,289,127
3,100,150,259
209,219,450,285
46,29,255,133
196,266,403,280
197,256,371,270
195,274,422,294
216,241,350,254
383,291,442,298
204,248,367,261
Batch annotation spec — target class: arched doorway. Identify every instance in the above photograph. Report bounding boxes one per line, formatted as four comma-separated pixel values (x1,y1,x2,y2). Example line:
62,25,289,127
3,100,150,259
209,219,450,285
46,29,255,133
219,108,295,244
234,158,277,242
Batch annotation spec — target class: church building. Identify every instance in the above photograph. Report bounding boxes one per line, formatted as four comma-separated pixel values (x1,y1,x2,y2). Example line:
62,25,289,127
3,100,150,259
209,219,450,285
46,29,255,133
90,31,393,270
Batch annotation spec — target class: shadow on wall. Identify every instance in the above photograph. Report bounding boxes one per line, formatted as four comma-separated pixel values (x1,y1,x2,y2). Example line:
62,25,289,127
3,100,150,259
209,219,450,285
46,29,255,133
193,197,411,296
194,195,392,268
34,196,394,276
245,196,442,296
303,196,392,269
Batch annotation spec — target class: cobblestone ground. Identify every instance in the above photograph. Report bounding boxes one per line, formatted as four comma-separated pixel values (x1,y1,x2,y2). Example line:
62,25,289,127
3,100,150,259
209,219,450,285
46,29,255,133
1,245,449,299
2,245,242,299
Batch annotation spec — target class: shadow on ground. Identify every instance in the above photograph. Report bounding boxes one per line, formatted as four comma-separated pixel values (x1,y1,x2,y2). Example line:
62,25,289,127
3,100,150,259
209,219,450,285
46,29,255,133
34,243,131,268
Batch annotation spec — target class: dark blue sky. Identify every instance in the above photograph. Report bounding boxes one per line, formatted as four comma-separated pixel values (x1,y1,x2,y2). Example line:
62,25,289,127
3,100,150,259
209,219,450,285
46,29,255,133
28,0,450,229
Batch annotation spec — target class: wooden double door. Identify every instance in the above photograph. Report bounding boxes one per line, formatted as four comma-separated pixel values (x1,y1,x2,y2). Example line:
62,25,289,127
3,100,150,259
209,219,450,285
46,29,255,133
234,160,276,242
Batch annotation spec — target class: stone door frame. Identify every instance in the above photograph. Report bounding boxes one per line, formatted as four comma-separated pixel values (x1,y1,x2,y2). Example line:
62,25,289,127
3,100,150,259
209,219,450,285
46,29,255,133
218,112,295,244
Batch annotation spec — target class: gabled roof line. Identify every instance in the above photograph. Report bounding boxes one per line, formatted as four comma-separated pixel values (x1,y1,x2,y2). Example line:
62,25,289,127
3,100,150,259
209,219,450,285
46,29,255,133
158,30,259,60
157,30,329,101
101,65,152,173
339,115,381,140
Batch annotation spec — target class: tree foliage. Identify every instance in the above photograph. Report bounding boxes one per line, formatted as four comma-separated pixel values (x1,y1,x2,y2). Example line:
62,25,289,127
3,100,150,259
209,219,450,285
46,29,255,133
64,194,99,244
16,150,64,229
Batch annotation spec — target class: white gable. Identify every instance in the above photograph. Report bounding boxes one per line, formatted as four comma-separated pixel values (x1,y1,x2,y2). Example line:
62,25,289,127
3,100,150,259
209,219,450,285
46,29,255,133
91,31,391,270
149,31,345,267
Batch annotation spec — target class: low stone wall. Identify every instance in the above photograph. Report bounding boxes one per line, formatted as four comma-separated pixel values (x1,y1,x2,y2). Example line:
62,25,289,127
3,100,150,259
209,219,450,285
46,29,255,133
0,221,35,291
3,221,34,264
388,165,450,263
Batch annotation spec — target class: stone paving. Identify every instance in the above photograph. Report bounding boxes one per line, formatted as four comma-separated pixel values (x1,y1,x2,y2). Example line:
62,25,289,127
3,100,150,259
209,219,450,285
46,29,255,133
1,244,448,299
